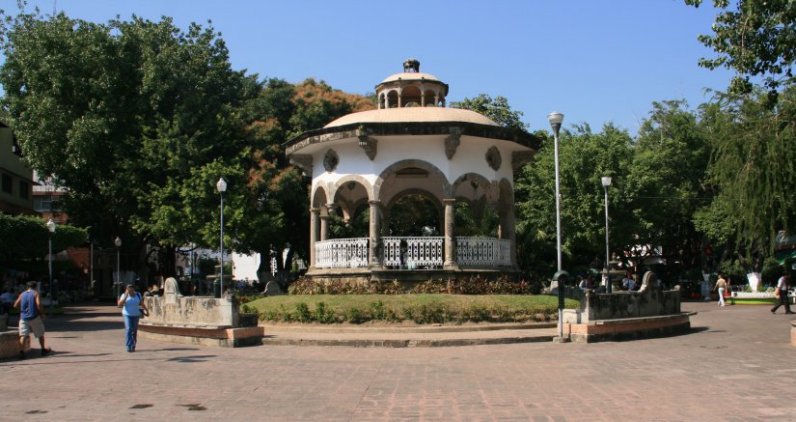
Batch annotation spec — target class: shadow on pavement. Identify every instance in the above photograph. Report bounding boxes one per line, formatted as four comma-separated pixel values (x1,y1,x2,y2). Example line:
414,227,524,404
0,358,148,368
48,319,122,332
167,355,217,363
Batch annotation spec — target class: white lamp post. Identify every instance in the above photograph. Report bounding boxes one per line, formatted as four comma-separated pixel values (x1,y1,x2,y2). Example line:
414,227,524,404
46,219,56,307
216,177,227,298
114,236,122,299
548,111,565,340
601,176,612,293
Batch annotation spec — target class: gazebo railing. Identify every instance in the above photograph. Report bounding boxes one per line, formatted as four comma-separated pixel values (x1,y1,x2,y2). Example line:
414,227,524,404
315,238,369,268
383,236,444,269
314,236,512,269
456,236,512,267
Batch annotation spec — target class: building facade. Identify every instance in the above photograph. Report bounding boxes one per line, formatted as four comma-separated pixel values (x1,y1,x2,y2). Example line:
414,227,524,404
0,122,34,216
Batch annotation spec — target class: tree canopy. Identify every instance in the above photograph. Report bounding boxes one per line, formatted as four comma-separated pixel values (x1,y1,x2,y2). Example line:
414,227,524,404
696,87,796,257
687,0,796,101
450,94,527,130
0,10,258,275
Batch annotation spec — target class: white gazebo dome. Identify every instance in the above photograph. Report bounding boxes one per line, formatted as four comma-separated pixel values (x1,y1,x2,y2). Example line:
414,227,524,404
379,71,443,84
285,59,541,283
324,107,499,128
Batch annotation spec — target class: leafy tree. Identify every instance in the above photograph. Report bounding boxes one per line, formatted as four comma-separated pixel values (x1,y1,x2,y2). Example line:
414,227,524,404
686,0,796,101
388,194,440,236
0,10,258,276
0,213,87,261
515,123,635,276
626,100,711,269
451,94,527,130
237,78,375,276
696,86,796,258
455,199,499,237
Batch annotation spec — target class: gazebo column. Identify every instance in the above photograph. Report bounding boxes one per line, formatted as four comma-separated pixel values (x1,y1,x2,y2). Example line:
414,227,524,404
309,207,320,268
368,200,382,268
320,204,333,241
501,206,518,267
319,215,329,241
443,198,459,270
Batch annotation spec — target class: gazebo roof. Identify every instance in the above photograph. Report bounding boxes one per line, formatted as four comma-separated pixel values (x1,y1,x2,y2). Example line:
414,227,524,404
325,107,498,128
379,71,442,85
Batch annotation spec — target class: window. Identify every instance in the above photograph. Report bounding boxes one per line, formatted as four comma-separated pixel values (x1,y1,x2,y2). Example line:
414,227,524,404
19,180,29,199
1,173,11,194
34,195,61,212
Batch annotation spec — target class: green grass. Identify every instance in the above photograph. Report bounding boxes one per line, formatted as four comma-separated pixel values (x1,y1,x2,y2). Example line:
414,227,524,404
243,294,579,324
729,298,777,305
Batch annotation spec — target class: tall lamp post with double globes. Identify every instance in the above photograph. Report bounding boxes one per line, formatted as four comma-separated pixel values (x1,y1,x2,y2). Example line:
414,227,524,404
547,111,566,341
46,219,56,307
602,176,612,293
216,177,227,298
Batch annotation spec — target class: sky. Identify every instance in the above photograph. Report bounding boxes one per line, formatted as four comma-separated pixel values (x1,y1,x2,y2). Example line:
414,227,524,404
6,0,735,136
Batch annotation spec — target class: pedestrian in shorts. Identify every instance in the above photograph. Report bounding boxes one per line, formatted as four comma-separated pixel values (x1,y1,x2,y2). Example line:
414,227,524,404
13,281,52,359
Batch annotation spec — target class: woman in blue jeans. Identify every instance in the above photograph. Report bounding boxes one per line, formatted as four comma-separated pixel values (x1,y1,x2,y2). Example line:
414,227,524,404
117,284,148,352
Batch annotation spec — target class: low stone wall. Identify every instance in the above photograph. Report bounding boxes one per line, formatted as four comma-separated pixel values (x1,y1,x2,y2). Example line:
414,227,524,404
564,288,681,324
0,329,25,359
561,271,690,343
138,277,263,347
142,295,237,328
565,313,692,343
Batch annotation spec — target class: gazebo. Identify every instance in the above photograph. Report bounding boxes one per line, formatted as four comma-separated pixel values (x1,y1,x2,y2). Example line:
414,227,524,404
285,59,541,283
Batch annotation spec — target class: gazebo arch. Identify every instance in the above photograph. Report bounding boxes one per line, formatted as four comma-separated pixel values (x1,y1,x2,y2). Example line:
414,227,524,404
374,159,452,202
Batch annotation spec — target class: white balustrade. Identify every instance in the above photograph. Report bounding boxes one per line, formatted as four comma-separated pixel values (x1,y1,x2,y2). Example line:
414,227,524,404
456,236,512,267
315,236,511,269
315,238,369,269
382,236,444,269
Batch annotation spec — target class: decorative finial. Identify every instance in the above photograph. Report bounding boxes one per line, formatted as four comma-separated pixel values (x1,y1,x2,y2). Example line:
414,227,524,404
403,58,420,73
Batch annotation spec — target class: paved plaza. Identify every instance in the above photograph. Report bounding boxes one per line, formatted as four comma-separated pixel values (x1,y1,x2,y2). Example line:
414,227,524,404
1,301,795,421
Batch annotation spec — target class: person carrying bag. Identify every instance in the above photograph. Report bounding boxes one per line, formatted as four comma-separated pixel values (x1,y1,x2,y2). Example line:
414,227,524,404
117,284,148,352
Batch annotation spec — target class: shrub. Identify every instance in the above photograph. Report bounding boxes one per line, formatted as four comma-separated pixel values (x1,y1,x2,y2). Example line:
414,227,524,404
369,300,386,320
314,301,337,323
289,275,538,295
346,307,367,324
295,302,312,322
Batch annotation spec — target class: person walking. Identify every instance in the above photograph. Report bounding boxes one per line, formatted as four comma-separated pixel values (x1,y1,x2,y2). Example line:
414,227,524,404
770,272,793,314
714,273,728,307
13,281,51,359
117,284,148,352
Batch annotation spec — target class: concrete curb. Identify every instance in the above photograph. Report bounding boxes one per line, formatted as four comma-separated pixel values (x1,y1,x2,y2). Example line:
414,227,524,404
260,333,556,348
259,321,556,333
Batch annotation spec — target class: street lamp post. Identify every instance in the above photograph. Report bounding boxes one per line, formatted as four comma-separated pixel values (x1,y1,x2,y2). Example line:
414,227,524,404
548,111,565,340
46,219,56,307
602,176,612,293
216,177,227,298
114,236,122,299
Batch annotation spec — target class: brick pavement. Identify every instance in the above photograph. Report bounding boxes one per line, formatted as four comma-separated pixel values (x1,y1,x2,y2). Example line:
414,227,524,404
1,302,795,421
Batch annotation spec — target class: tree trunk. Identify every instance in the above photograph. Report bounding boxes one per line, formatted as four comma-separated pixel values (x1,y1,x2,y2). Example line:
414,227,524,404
159,244,177,278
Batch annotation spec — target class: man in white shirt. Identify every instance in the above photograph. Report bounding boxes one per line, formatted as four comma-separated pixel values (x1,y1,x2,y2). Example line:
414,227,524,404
770,272,793,314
